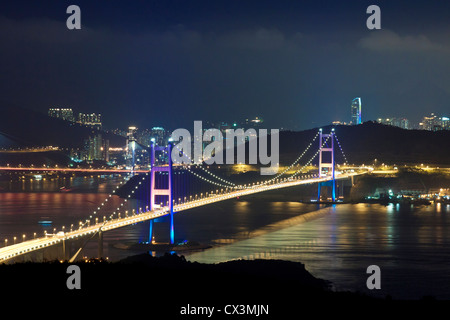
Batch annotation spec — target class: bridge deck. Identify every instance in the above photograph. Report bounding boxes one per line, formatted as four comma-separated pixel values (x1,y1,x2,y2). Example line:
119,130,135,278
0,172,363,262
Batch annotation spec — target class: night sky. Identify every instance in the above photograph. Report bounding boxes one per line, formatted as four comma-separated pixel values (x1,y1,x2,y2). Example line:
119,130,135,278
0,0,449,131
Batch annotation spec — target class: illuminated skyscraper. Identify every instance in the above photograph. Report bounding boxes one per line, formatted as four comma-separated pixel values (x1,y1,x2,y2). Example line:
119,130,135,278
151,127,166,145
420,113,450,131
78,113,102,129
441,117,450,130
48,108,74,122
377,117,409,129
351,98,362,125
83,132,103,161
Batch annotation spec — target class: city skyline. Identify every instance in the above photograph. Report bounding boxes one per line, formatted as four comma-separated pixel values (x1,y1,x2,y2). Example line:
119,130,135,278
45,104,450,134
0,1,449,131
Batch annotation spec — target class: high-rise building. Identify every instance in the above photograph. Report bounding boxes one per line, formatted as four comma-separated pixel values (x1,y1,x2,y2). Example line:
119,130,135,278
103,139,110,162
441,117,450,130
84,133,103,161
127,126,137,141
126,126,138,168
48,108,75,122
351,98,362,125
78,113,102,129
377,117,409,129
420,113,439,131
400,118,409,130
421,115,450,131
151,127,166,145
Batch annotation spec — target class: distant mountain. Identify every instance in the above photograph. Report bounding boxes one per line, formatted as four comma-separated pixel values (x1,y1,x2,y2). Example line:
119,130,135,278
1,103,449,166
0,104,126,148
278,121,450,166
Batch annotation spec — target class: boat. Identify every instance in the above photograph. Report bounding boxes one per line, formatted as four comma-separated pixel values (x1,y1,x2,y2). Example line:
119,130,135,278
60,186,72,192
38,217,53,225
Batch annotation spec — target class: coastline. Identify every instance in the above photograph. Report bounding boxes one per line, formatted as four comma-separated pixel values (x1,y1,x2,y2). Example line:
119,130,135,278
1,252,438,318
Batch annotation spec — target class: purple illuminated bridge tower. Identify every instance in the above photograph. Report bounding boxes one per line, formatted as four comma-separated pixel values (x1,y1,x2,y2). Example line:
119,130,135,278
148,139,175,245
317,128,336,202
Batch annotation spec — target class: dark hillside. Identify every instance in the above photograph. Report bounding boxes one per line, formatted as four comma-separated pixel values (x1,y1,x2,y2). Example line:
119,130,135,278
279,121,450,166
0,104,126,148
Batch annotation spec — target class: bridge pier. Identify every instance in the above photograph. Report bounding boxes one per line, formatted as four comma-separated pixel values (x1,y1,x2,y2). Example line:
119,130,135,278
338,180,344,199
318,180,336,202
98,230,103,259
62,239,67,261
148,220,154,243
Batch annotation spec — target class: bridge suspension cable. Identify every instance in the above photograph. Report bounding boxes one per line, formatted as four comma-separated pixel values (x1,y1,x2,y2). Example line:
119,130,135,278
259,131,320,185
78,173,135,230
171,144,237,187
0,170,145,258
182,165,237,189
73,129,348,237
71,172,152,260
52,129,347,243
290,133,333,177
288,136,329,179
333,132,348,164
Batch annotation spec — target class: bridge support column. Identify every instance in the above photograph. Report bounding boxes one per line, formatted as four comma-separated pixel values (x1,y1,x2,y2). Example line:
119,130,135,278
318,183,321,202
98,230,103,259
62,239,67,261
148,220,154,243
339,180,344,199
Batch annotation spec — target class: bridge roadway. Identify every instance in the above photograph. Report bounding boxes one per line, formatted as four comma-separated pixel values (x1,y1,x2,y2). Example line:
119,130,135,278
0,171,365,262
0,166,148,174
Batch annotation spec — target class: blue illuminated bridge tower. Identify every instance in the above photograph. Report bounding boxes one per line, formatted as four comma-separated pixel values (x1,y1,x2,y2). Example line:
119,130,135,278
317,128,336,202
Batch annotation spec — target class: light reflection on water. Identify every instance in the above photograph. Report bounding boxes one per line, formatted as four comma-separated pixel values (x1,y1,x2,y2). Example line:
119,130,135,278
1,177,450,299
184,202,450,300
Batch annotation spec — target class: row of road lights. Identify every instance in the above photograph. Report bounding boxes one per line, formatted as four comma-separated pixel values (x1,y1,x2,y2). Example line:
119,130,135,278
1,172,321,249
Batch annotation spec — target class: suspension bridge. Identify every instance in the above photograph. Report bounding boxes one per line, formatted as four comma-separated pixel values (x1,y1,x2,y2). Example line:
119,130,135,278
0,129,370,263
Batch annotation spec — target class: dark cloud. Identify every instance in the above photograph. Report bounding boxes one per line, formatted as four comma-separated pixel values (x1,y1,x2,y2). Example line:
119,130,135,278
358,29,450,53
0,1,449,131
